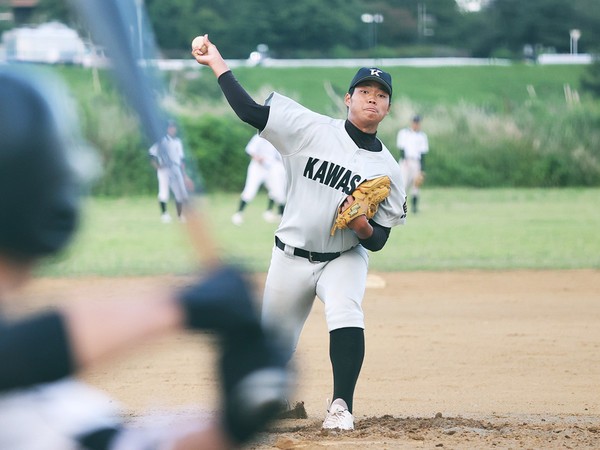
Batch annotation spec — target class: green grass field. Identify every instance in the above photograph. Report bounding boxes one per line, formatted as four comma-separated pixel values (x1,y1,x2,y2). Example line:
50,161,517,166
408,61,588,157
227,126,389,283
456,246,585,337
37,65,598,277
59,63,588,113
208,64,589,113
38,188,600,277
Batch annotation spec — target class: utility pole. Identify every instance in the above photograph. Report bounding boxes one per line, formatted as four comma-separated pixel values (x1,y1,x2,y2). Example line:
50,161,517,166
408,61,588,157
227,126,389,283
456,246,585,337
417,3,434,40
361,13,384,50
570,29,581,55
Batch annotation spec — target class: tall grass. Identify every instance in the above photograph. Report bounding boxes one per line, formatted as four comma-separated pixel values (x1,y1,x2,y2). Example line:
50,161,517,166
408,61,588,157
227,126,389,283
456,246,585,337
379,96,600,187
51,64,600,192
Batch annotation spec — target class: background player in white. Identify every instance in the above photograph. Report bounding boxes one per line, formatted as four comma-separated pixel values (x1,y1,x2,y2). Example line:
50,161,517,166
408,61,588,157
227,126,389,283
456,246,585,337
148,120,190,223
232,134,286,225
396,115,429,214
0,66,288,450
193,36,407,431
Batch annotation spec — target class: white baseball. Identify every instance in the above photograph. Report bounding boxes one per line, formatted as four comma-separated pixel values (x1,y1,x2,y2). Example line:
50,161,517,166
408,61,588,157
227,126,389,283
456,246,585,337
191,35,208,53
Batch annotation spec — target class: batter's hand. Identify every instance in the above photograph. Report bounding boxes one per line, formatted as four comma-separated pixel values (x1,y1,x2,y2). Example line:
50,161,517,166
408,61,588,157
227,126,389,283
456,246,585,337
178,264,259,334
219,326,290,445
178,265,292,444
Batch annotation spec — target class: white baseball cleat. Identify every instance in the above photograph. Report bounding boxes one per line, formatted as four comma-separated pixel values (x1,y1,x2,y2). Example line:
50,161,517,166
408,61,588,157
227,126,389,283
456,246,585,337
231,212,244,226
161,213,172,223
322,398,354,430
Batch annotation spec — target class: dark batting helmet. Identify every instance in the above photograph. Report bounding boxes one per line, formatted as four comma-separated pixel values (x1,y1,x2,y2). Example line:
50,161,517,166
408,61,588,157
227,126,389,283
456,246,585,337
0,68,86,262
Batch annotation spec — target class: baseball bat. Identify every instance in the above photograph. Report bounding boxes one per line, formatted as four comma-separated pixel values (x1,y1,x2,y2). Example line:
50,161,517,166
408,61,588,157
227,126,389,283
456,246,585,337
67,0,221,268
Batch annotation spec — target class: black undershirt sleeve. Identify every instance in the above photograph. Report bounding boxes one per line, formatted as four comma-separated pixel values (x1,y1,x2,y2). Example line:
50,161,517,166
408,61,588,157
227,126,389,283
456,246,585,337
218,70,269,131
0,311,74,392
359,220,391,252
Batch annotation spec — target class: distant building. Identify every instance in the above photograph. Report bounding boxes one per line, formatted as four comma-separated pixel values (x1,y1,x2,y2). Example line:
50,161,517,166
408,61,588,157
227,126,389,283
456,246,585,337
2,21,87,64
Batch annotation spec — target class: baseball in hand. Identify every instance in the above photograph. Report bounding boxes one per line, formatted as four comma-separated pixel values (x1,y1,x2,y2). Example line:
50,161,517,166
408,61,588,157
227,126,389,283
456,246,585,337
191,35,208,53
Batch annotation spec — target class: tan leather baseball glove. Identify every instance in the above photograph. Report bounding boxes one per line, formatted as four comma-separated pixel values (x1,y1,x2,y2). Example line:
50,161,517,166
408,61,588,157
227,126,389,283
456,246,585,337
330,175,391,236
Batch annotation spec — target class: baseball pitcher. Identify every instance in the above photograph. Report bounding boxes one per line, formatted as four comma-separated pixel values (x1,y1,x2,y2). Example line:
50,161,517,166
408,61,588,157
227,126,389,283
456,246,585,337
193,36,407,431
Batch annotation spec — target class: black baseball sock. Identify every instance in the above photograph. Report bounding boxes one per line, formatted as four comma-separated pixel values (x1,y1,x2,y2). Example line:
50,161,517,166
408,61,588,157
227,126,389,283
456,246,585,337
238,199,247,212
267,198,275,211
329,327,364,413
160,201,167,214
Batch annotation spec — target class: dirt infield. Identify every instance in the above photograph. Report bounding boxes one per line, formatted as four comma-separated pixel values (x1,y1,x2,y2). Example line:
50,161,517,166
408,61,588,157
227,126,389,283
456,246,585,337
15,270,600,449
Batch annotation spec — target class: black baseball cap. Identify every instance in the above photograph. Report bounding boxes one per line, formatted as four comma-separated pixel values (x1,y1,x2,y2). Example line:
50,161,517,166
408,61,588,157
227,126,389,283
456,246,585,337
349,67,393,98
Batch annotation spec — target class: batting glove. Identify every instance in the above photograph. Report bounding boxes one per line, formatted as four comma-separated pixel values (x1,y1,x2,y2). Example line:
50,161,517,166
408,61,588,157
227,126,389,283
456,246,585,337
177,264,260,334
218,327,291,444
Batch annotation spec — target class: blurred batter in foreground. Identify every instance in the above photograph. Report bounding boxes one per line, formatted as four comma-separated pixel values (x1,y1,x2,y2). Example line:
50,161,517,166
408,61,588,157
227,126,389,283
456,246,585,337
0,67,289,450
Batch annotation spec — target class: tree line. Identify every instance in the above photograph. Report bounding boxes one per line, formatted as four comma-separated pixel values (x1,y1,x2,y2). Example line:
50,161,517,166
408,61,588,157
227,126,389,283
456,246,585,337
6,0,600,59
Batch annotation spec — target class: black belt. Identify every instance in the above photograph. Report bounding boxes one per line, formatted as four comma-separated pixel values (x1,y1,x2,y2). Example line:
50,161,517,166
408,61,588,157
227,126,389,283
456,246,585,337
275,236,341,263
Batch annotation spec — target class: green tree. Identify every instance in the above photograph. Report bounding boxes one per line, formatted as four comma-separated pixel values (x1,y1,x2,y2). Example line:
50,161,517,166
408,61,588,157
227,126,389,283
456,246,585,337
146,0,364,58
361,0,466,52
581,53,600,97
33,0,72,24
571,0,600,54
7,0,600,62
262,0,364,57
146,0,230,58
474,0,599,58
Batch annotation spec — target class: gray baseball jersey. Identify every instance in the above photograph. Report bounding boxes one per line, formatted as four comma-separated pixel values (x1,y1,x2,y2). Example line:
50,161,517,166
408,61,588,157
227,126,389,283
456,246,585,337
149,135,185,169
261,93,406,253
148,135,188,203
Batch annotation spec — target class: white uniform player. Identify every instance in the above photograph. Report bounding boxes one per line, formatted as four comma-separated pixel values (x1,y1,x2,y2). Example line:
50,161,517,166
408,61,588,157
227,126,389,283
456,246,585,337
396,115,429,213
232,134,286,225
148,121,189,223
261,92,406,429
193,39,407,432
